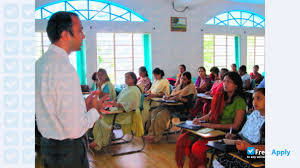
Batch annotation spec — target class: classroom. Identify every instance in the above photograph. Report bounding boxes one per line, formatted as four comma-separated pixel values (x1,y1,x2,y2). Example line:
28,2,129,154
35,0,265,167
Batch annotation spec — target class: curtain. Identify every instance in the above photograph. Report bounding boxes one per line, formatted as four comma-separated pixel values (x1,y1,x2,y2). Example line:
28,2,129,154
234,36,241,68
76,40,87,85
143,34,152,80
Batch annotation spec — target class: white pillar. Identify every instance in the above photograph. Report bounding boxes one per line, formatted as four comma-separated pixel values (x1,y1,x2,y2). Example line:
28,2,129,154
84,26,98,87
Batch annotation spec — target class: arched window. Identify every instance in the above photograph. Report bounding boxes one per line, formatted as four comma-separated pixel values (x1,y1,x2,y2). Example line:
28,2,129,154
206,10,265,28
35,0,147,22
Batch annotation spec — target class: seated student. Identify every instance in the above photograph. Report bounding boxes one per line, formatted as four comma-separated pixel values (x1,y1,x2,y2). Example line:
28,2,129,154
191,68,230,118
137,66,151,92
239,65,251,90
146,68,170,98
214,88,265,167
144,72,196,143
175,64,186,87
90,72,99,91
209,66,220,82
97,68,116,100
206,68,229,96
257,78,265,88
90,72,143,150
175,72,246,168
231,63,237,72
250,65,264,84
195,67,211,93
143,68,170,127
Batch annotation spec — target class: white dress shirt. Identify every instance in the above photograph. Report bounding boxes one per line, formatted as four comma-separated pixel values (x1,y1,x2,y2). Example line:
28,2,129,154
239,110,265,143
35,44,99,140
241,73,251,88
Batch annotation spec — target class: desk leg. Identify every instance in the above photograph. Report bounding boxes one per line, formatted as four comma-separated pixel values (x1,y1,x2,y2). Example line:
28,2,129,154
108,114,146,156
208,148,215,168
108,114,118,145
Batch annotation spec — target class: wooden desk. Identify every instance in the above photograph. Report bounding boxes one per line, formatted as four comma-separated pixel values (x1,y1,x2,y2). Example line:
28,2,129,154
100,109,124,115
150,97,184,106
185,128,225,139
150,97,163,101
197,93,213,100
228,152,265,167
163,102,184,106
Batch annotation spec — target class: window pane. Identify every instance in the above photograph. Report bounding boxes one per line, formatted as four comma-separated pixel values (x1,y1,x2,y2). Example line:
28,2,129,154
97,33,148,85
115,46,132,58
97,33,114,46
205,11,264,28
110,5,128,16
93,12,110,21
134,46,144,57
116,71,127,85
68,1,88,11
247,36,265,73
89,1,107,11
98,46,114,59
203,34,235,70
131,14,143,22
115,33,132,45
133,34,144,46
116,58,132,71
45,3,65,13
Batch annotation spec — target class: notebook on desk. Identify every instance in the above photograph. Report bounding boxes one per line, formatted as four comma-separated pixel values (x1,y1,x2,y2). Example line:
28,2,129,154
176,122,202,130
154,98,178,103
197,93,213,99
163,99,177,103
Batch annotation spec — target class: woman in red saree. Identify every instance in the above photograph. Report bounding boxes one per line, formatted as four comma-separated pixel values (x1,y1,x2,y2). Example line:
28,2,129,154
190,68,229,118
175,72,246,168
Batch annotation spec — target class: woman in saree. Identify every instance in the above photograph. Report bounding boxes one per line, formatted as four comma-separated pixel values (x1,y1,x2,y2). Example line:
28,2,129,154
213,88,265,168
144,71,196,143
146,67,170,98
137,66,151,92
97,68,116,100
90,72,99,91
189,68,229,118
195,67,211,93
209,66,220,82
175,71,246,168
142,68,170,127
175,64,186,87
89,72,143,151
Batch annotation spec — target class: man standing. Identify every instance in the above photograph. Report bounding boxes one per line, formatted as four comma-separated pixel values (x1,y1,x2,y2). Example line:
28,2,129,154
36,11,107,168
